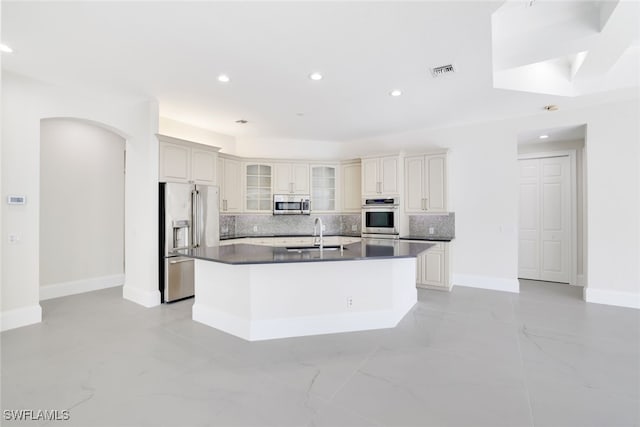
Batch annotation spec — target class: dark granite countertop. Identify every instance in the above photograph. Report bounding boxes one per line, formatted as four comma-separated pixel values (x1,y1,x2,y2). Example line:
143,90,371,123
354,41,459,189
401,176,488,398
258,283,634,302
174,239,434,265
399,235,453,242
220,233,361,240
220,233,452,242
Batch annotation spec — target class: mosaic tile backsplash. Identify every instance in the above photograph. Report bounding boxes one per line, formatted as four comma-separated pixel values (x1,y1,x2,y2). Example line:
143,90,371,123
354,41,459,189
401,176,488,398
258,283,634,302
220,214,361,238
221,212,454,239
408,213,455,239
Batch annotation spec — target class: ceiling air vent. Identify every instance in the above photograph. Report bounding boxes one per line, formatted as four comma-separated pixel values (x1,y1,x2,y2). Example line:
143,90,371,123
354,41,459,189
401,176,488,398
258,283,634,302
430,64,455,78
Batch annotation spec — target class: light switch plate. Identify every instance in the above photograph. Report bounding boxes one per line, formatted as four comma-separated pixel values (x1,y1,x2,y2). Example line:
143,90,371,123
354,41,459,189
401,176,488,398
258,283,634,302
7,195,26,205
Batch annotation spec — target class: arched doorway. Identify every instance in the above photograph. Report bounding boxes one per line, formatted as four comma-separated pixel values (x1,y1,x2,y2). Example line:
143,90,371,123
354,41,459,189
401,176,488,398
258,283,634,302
40,118,126,300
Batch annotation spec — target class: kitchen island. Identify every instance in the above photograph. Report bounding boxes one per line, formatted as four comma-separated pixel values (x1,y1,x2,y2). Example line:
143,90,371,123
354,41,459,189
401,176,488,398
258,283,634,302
175,239,434,341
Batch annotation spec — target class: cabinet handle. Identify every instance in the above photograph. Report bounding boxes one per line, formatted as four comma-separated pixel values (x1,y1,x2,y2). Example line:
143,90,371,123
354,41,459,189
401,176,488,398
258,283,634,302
223,199,228,211
290,182,294,193
424,198,428,211
422,198,425,210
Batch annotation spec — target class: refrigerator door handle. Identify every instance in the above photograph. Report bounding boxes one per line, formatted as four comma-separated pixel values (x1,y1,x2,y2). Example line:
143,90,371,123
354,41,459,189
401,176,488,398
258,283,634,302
196,190,203,248
191,190,197,248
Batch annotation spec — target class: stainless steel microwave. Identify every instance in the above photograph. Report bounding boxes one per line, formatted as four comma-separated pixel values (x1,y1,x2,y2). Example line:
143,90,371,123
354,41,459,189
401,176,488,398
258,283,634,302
273,194,310,215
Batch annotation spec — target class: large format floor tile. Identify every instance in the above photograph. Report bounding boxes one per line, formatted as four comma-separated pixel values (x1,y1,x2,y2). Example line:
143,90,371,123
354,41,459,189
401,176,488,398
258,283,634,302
1,280,638,426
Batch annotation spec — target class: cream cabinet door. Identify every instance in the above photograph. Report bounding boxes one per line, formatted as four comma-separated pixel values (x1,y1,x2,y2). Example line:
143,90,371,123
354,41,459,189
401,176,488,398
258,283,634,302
274,163,309,194
341,163,361,212
425,155,446,212
159,142,190,183
380,156,399,195
191,148,217,185
416,242,451,291
245,163,273,212
404,154,447,213
361,158,380,195
219,158,242,213
405,156,425,213
273,164,293,193
292,164,310,193
311,165,337,212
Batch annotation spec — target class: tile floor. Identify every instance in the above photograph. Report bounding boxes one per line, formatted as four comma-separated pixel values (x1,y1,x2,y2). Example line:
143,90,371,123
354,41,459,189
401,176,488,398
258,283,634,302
1,280,639,427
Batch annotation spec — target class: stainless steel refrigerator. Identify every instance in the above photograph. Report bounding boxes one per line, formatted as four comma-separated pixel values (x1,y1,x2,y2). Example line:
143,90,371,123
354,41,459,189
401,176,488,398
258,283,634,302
159,183,219,303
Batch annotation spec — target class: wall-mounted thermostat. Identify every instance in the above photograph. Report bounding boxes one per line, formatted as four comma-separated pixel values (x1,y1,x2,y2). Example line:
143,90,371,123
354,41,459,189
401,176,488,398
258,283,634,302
7,195,26,205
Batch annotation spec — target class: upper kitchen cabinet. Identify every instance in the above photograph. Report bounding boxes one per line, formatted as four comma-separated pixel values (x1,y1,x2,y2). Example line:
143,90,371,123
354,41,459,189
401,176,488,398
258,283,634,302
158,134,220,185
273,163,310,194
404,153,448,213
361,155,400,196
310,165,337,212
217,155,242,213
245,162,273,212
341,161,361,212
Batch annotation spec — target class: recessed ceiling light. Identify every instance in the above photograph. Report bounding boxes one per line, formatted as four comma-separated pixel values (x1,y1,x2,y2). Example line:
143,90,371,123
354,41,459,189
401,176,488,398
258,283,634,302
296,112,305,117
309,72,323,81
0,44,13,53
544,105,559,111
218,74,230,83
539,134,549,139
390,90,402,97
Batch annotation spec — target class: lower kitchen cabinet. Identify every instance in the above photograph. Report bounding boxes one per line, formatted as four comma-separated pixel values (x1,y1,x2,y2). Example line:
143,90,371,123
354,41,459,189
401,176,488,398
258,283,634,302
416,242,451,291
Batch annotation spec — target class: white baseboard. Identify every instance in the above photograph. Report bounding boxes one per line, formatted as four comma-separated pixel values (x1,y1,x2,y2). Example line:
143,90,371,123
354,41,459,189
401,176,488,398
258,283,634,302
1,305,42,332
193,302,414,342
453,274,519,293
584,288,640,309
122,285,161,308
574,274,586,287
40,274,124,301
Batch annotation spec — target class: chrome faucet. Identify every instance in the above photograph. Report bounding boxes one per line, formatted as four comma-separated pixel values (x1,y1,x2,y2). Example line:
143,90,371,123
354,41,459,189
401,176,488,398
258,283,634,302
313,217,324,250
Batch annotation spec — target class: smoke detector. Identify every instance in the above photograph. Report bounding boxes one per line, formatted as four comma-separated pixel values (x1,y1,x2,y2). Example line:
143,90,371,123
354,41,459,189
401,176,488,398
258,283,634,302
430,64,456,78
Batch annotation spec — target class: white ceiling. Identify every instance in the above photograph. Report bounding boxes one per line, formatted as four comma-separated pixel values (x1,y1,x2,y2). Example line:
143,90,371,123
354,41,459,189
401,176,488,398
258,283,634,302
2,1,638,142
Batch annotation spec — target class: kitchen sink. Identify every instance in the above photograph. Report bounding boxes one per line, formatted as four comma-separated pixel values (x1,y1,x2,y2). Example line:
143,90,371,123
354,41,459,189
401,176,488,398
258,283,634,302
286,245,345,252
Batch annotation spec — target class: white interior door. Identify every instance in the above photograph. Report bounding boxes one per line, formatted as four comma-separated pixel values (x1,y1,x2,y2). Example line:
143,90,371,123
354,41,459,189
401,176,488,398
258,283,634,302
519,159,540,279
540,157,570,282
518,156,571,283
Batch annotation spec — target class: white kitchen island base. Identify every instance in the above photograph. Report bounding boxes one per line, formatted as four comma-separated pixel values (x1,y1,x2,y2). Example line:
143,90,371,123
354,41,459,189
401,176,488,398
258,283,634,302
192,257,417,341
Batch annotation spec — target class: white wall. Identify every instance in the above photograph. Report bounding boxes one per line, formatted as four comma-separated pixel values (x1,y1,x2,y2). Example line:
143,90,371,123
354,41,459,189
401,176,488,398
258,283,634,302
583,100,639,307
235,137,348,161
159,117,237,154
39,119,125,297
1,72,160,331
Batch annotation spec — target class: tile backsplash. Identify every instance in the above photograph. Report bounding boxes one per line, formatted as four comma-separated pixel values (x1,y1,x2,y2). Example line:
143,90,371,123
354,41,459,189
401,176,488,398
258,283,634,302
221,214,361,237
408,213,455,239
221,212,455,239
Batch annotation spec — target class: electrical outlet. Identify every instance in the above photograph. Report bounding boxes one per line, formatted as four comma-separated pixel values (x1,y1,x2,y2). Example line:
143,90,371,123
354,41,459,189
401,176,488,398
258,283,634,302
351,224,357,232
428,227,435,235
322,224,326,232
253,225,258,232
347,297,353,308
8,234,19,243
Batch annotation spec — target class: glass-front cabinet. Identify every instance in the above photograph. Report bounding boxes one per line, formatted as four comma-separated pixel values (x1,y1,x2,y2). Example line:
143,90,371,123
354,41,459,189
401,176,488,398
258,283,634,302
311,165,337,212
245,163,272,212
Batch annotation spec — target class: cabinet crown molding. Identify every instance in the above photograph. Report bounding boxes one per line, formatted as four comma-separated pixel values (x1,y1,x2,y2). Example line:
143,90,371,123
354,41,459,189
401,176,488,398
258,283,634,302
156,134,221,152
